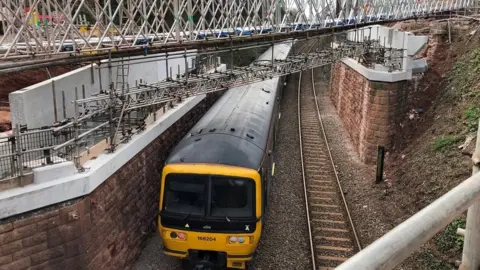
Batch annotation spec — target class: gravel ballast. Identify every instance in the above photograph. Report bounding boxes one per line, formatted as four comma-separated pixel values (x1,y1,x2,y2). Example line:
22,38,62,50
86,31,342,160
133,232,181,270
247,72,311,269
312,66,377,249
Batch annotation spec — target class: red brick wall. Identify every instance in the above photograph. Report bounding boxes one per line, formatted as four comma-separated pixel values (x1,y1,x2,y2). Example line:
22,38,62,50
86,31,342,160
330,62,408,164
0,92,223,270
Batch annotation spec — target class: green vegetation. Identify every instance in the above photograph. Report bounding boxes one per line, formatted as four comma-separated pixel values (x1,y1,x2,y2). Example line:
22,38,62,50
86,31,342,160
464,105,480,132
444,47,480,133
422,252,453,270
402,26,480,270
420,217,466,269
432,135,461,152
436,217,466,252
448,48,480,97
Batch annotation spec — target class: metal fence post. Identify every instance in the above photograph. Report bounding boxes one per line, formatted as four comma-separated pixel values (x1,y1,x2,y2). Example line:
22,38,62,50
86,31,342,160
376,145,385,183
44,149,52,165
460,119,480,270
14,124,24,186
9,135,16,176
74,87,80,169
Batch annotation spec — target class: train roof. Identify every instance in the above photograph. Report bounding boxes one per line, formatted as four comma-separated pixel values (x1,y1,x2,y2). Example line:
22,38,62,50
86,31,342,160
165,78,281,170
165,43,291,170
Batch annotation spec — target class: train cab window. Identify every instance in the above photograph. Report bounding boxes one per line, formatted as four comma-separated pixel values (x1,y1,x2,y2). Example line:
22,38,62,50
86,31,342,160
210,177,255,218
163,173,208,216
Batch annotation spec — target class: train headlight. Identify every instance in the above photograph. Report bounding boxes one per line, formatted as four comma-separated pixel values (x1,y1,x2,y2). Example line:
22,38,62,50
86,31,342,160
169,231,187,241
238,236,245,243
228,236,248,244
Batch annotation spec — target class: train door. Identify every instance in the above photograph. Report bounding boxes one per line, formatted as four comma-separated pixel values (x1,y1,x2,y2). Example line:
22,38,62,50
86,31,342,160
260,165,268,214
274,78,284,148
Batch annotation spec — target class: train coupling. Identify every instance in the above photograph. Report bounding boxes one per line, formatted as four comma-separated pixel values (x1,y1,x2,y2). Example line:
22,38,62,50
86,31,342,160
185,250,227,270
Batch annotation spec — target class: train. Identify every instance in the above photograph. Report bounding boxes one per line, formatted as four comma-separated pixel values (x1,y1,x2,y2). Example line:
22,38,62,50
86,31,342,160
157,42,292,269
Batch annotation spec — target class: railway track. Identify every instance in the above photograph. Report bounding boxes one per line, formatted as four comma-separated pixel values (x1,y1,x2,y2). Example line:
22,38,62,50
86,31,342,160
297,40,362,269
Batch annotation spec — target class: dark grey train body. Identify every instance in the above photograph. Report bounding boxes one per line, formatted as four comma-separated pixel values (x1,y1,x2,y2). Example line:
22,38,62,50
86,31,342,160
165,43,291,170
160,42,292,270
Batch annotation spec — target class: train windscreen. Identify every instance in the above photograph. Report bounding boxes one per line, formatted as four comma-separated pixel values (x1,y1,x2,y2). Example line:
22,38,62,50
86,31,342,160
211,176,255,218
163,174,208,216
162,173,255,219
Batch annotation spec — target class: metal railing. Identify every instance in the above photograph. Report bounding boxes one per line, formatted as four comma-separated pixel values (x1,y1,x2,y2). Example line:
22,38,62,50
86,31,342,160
0,125,76,180
336,119,480,269
0,53,222,185
334,31,406,71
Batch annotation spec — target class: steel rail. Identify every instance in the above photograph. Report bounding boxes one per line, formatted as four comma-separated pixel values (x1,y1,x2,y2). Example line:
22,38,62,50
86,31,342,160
297,38,322,270
310,67,362,252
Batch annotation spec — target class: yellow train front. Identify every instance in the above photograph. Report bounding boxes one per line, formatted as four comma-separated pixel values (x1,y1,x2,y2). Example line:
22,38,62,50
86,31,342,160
159,163,263,269
158,48,284,269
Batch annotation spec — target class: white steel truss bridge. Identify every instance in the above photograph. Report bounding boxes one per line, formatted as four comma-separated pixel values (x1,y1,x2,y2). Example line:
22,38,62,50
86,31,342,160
0,0,476,63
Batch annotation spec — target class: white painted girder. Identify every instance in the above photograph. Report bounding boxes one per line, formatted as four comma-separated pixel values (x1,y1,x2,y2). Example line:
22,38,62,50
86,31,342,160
0,0,472,59
61,36,396,147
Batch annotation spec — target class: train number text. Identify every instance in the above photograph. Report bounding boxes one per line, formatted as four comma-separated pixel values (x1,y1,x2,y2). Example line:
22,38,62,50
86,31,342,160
197,236,216,241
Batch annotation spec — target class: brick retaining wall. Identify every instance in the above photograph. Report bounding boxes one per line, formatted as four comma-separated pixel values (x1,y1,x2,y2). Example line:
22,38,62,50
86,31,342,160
0,92,223,270
330,62,408,164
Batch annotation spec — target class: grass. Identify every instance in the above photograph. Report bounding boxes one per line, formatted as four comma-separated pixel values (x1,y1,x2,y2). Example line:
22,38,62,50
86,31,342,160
432,135,461,152
464,105,480,132
436,217,466,252
448,48,480,97
446,48,480,133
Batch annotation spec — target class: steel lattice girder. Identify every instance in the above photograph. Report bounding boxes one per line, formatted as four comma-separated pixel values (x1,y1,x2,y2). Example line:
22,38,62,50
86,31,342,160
0,0,473,59
58,35,397,145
